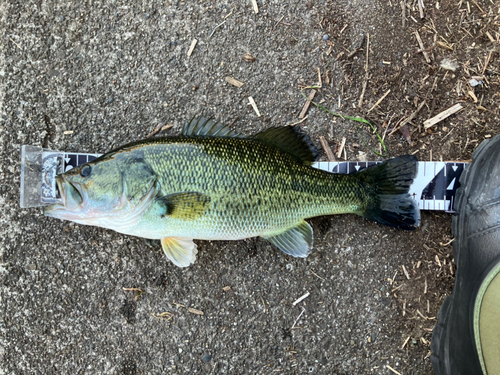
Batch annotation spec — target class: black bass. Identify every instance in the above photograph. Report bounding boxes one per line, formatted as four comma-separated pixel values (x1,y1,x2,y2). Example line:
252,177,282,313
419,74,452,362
45,117,420,267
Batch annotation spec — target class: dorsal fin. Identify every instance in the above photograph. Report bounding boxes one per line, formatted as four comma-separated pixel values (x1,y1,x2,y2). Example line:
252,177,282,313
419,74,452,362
252,126,319,165
182,117,241,138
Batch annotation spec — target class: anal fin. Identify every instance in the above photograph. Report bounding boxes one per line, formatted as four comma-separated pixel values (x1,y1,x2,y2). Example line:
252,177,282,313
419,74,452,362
161,237,198,267
262,220,314,258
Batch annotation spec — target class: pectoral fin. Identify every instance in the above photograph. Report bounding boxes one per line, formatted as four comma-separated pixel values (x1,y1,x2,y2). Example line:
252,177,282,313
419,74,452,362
262,220,314,258
161,237,198,267
156,192,210,220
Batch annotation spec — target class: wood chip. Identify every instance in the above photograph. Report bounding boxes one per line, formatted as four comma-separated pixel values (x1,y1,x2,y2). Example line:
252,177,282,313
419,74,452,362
243,53,256,62
248,96,261,117
292,292,310,306
188,308,204,315
299,89,317,118
400,125,412,145
319,136,337,161
423,103,463,129
367,89,391,113
225,77,244,87
250,0,259,13
336,137,346,159
187,39,198,57
222,286,231,292
63,130,74,135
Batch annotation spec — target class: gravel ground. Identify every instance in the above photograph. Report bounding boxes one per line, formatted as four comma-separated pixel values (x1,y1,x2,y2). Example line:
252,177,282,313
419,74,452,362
1,1,499,374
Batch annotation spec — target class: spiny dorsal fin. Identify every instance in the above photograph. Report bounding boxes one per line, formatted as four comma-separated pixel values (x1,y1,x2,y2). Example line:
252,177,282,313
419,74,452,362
156,192,210,221
252,126,319,165
182,117,241,138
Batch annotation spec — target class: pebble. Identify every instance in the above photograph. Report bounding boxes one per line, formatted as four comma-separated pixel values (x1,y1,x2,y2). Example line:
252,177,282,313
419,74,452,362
201,354,212,363
323,34,329,41
469,78,482,87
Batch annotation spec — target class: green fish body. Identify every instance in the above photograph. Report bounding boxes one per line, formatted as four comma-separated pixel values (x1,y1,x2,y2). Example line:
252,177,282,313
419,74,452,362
45,118,419,267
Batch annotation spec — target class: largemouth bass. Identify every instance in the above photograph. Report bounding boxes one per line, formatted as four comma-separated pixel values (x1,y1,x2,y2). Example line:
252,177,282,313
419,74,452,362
45,117,420,267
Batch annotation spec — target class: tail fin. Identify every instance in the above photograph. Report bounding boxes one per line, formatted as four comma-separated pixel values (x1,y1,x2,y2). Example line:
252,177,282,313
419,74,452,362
359,155,420,230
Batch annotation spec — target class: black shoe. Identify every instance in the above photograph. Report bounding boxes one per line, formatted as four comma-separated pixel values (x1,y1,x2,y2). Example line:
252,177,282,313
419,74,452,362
431,134,500,375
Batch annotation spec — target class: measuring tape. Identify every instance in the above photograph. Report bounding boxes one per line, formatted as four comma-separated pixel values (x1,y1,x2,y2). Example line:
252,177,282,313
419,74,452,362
20,146,467,213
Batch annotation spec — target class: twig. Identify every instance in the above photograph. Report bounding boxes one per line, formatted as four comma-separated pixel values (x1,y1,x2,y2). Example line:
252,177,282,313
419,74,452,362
482,50,493,75
317,67,322,88
310,270,326,281
187,39,198,57
471,0,485,14
386,365,403,375
299,89,317,118
319,136,337,161
402,265,410,280
401,336,411,349
146,124,173,138
417,0,424,18
401,0,406,28
123,287,145,292
368,89,391,113
358,33,370,108
336,137,346,159
210,20,227,37
229,116,239,127
291,308,306,329
389,100,426,135
415,31,431,63
188,308,204,315
292,292,310,306
250,0,259,13
424,103,463,129
274,15,285,29
9,38,22,50
248,97,261,117
151,312,173,321
285,115,308,126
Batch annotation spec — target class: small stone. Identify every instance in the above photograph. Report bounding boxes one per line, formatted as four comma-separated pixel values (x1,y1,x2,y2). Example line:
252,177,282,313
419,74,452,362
469,78,482,87
201,354,212,363
323,34,329,41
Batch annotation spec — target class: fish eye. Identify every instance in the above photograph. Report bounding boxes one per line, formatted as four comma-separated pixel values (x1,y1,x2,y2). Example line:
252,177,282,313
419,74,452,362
80,165,92,177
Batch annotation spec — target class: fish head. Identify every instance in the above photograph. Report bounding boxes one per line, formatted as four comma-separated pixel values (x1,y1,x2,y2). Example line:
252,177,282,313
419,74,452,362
44,157,129,224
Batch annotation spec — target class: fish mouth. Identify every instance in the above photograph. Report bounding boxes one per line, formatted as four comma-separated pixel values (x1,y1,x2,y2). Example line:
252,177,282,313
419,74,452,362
44,175,84,217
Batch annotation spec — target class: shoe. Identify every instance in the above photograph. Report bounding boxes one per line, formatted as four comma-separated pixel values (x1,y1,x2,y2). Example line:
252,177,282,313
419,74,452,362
431,134,500,375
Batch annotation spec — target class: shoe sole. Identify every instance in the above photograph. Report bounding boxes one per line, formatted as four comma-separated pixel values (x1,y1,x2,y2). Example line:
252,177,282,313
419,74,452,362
430,135,500,375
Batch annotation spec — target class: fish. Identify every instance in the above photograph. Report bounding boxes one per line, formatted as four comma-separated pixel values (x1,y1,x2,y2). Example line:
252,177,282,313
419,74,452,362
45,117,420,267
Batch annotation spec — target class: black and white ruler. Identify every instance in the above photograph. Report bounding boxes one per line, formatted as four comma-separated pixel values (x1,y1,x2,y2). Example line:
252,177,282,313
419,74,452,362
19,146,468,212
313,161,467,213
